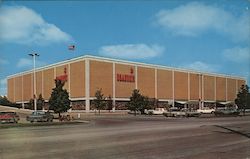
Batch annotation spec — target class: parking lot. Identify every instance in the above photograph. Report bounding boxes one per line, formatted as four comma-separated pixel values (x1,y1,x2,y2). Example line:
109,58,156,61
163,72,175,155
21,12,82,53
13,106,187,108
0,115,250,159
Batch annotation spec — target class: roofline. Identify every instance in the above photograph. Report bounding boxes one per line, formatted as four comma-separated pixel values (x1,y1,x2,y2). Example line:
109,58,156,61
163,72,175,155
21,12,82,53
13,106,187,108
7,54,246,81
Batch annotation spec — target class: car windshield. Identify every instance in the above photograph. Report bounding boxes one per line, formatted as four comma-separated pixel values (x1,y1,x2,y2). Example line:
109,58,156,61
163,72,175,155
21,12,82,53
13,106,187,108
32,111,45,115
0,112,15,115
170,108,180,112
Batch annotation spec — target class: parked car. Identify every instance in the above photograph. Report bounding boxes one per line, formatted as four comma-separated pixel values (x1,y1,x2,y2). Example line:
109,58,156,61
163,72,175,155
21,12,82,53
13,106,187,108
26,111,54,123
214,108,240,116
146,108,166,115
163,108,201,117
163,108,186,117
127,110,141,115
184,109,201,117
197,107,215,114
0,112,20,123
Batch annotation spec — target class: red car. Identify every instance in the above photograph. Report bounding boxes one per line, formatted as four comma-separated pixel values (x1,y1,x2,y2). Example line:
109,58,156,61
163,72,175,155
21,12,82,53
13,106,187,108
0,112,20,123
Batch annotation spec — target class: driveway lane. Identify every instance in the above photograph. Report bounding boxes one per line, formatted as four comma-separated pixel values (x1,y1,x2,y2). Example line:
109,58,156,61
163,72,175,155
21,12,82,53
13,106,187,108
0,116,249,159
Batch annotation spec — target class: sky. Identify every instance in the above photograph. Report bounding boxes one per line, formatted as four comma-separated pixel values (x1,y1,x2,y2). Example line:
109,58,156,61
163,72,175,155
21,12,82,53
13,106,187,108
0,0,250,96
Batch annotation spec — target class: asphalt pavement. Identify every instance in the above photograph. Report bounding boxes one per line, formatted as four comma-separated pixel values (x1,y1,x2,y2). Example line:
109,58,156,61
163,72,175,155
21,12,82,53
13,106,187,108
0,115,250,159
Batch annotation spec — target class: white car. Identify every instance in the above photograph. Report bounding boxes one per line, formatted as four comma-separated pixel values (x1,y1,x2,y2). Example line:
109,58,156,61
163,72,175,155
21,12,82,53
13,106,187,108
197,108,215,114
146,108,166,115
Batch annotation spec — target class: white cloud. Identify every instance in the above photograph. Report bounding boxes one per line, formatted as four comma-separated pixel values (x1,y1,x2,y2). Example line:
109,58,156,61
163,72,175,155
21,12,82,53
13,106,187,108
0,78,7,96
99,44,164,59
223,47,250,62
181,61,219,73
17,58,47,68
0,79,7,86
155,2,250,42
0,6,72,45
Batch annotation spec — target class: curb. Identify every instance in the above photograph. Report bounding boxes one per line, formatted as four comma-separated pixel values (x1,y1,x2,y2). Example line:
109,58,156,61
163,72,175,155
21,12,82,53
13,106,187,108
0,121,88,129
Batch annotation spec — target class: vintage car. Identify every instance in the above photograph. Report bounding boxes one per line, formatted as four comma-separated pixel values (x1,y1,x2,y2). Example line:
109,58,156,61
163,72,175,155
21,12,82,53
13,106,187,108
163,108,186,117
0,112,20,123
184,109,201,117
146,108,166,115
127,110,141,115
214,108,240,116
26,111,54,123
197,107,215,114
163,108,201,117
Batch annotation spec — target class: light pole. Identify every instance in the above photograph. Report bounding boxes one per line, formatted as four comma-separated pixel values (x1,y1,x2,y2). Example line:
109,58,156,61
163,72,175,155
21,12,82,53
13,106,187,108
29,53,39,112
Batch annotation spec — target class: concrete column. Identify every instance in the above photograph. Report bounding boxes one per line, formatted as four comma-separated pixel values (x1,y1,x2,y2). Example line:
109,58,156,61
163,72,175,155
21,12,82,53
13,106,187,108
199,74,201,109
14,77,15,103
202,74,204,109
42,71,44,98
188,72,190,101
68,64,72,112
214,76,216,102
22,75,24,109
155,68,157,99
226,78,228,101
112,63,116,112
85,59,90,112
172,70,175,107
68,63,71,97
135,66,138,89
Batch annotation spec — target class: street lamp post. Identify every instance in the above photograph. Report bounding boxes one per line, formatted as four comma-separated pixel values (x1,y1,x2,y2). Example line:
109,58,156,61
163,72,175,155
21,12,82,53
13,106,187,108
29,53,39,112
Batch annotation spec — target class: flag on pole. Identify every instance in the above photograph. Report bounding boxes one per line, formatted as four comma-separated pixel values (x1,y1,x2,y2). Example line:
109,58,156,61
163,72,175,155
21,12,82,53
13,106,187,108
68,45,75,50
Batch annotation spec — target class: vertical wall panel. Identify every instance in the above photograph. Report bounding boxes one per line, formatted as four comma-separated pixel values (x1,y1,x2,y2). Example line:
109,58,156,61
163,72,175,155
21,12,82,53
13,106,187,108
7,78,14,102
237,80,246,92
157,69,172,99
204,75,215,101
137,67,155,98
23,74,32,101
55,65,69,90
227,78,236,101
190,73,199,100
90,61,113,97
14,76,22,102
36,71,43,98
70,61,85,98
115,64,135,98
216,77,226,101
43,68,54,100
174,71,188,100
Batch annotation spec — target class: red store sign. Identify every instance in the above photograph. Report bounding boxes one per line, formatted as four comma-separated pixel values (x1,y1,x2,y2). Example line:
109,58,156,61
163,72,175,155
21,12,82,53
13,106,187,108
117,68,135,83
55,67,68,82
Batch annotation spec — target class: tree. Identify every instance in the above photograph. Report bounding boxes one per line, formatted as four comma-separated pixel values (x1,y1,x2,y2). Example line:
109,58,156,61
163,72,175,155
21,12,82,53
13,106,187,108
49,80,71,117
138,96,151,114
106,95,113,112
28,98,34,110
149,98,158,109
0,96,19,108
92,89,106,114
126,89,149,115
37,94,45,110
235,84,250,115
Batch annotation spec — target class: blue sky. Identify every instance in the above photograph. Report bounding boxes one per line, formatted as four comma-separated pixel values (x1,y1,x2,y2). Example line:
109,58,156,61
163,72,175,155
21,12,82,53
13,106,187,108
0,0,250,96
